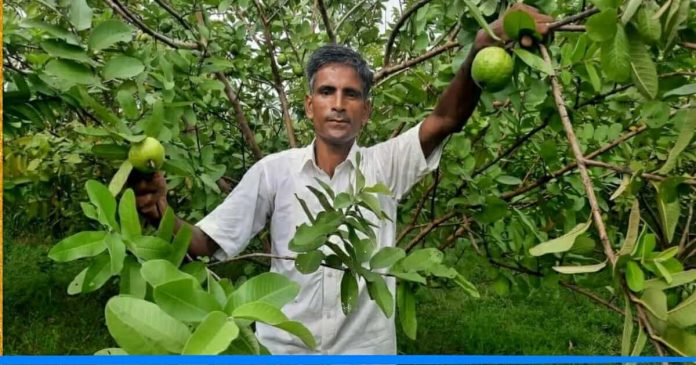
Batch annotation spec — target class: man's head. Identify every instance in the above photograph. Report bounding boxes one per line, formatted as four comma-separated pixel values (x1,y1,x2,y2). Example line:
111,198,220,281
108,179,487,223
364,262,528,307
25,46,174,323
305,45,373,148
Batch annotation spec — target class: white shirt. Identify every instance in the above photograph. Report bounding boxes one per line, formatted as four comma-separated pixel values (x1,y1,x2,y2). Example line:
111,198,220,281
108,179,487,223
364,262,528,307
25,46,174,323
196,122,444,354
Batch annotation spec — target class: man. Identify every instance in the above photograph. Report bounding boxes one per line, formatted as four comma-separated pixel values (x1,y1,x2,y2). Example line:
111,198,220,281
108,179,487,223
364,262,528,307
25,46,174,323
133,5,552,354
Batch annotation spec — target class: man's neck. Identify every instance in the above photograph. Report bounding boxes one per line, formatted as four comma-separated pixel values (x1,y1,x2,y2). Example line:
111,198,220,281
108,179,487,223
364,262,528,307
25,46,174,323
314,139,354,178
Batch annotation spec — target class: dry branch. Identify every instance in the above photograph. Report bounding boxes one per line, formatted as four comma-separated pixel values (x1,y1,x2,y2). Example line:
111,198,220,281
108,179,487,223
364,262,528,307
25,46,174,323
375,40,459,83
315,0,335,43
540,44,616,266
584,159,696,185
216,72,264,160
548,7,599,30
153,0,193,32
403,212,457,252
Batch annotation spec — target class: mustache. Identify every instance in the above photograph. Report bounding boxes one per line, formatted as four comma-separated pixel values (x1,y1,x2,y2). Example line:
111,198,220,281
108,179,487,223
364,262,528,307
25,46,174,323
325,114,349,122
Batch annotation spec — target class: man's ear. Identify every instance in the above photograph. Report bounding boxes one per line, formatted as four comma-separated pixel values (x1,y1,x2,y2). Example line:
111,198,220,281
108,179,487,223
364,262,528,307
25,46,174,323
304,94,313,119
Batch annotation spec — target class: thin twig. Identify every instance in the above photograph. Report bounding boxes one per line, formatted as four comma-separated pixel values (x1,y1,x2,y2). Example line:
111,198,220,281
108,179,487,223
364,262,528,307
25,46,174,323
315,0,335,43
104,0,199,49
335,0,368,36
397,173,441,243
404,212,457,252
253,0,298,148
678,203,693,257
153,0,193,32
559,282,624,315
680,42,696,51
540,43,616,266
584,159,696,185
383,0,433,66
216,73,264,160
548,7,599,29
375,40,459,83
554,24,586,32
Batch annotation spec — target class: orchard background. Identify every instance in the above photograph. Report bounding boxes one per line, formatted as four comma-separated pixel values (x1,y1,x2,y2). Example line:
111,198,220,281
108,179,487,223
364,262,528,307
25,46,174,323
3,0,696,356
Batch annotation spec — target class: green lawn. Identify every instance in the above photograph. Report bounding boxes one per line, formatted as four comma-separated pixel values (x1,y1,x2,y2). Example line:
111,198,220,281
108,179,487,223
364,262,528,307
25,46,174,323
4,232,622,355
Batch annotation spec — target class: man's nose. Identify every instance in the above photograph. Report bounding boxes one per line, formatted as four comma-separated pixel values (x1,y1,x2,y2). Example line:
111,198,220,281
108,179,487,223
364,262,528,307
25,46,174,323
331,93,346,112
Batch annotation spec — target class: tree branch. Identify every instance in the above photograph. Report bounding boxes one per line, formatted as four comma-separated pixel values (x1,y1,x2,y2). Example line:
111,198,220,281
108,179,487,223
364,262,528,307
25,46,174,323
584,159,696,185
375,40,459,83
383,0,433,66
403,212,457,252
554,24,586,32
680,42,696,51
253,0,298,148
153,0,193,32
396,173,441,244
559,282,623,315
678,203,693,258
315,0,335,43
335,0,368,37
540,43,616,266
104,0,199,49
548,7,599,30
216,72,264,160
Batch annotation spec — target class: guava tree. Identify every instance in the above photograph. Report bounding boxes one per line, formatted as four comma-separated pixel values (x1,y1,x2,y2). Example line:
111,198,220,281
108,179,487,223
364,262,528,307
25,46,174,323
4,0,696,356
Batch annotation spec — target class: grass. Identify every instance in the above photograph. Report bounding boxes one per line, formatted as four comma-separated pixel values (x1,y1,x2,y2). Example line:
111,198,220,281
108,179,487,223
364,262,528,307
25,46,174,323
4,231,623,355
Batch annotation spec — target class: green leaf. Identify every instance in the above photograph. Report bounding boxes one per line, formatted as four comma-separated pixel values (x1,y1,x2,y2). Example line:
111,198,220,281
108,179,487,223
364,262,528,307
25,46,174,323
662,0,690,51
104,232,126,275
69,0,93,31
181,262,207,284
94,348,127,355
340,271,359,315
232,302,316,349
584,62,602,92
620,0,642,24
495,175,522,185
370,247,406,270
118,188,141,241
333,192,352,209
590,0,620,10
389,271,427,284
226,325,261,355
20,19,80,45
105,296,190,354
44,59,97,85
294,250,325,274
641,100,671,128
67,269,87,295
353,238,376,263
652,178,683,243
474,196,508,224
82,253,113,293
657,109,696,175
169,224,192,267
363,183,392,195
40,39,91,63
628,33,658,100
514,48,553,75
227,272,300,311
89,20,133,50
654,261,673,284
141,259,197,287
668,292,696,328
109,161,133,197
132,236,172,260
618,200,641,256
632,3,661,44
660,326,696,356
182,311,239,354
288,211,342,252
366,275,394,318
626,260,645,292
157,207,176,242
621,295,633,356
639,288,668,325
120,257,146,299
313,178,335,200
461,0,500,41
86,179,118,229
600,25,631,82
664,84,696,98
154,278,221,323
503,10,538,40
586,9,618,42
358,192,382,215
396,283,417,340
395,248,443,272
48,231,107,262
529,221,591,256
553,260,607,274
103,56,145,81
645,270,696,290
631,326,647,355
454,273,480,298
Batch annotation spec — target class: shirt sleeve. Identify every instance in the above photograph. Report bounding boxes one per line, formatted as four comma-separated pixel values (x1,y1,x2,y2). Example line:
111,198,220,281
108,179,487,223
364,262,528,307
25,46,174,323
195,161,273,261
368,121,445,200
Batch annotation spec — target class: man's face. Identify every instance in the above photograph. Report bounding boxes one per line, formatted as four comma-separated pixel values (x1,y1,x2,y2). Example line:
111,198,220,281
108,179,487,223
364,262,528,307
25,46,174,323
305,63,371,147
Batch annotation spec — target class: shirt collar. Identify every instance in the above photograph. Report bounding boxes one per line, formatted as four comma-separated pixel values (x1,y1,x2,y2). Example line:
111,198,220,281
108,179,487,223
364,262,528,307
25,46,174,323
299,138,361,174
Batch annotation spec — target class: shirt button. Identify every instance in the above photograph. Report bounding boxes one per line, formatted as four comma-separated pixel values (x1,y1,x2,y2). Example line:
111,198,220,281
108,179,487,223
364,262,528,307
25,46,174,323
327,272,333,278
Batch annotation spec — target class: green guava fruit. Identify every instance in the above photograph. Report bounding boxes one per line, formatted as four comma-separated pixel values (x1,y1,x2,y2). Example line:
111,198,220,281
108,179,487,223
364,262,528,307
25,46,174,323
471,46,514,92
128,137,165,173
277,53,288,66
292,65,304,77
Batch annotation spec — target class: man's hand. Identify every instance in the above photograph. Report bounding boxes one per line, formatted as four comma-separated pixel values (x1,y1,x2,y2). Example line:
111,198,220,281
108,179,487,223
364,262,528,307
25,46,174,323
128,170,168,226
474,4,555,51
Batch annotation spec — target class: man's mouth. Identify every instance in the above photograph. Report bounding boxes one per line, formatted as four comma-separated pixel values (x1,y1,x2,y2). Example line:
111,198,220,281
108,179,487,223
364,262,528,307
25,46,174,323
327,119,349,124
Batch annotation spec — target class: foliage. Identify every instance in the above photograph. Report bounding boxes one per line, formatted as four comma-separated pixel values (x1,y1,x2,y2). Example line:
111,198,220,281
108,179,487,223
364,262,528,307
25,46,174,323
4,0,696,356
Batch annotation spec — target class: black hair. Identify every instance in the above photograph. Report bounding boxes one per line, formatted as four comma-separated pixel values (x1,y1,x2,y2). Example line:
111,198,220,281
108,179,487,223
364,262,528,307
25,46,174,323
306,44,374,98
